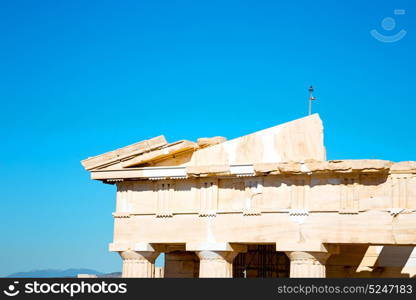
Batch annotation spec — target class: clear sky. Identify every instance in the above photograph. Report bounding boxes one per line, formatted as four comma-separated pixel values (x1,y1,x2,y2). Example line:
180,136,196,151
0,0,415,276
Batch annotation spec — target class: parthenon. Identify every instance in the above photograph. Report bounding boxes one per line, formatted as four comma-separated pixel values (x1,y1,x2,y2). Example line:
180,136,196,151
81,114,416,278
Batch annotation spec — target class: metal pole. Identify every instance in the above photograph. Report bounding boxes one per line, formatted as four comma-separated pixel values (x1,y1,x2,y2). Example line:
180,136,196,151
308,86,314,115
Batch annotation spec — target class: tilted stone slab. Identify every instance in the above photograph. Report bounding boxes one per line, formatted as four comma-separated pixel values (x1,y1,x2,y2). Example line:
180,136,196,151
121,140,198,168
81,135,167,170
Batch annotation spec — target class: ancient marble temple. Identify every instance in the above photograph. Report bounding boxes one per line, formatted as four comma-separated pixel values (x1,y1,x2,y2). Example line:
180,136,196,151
81,114,416,278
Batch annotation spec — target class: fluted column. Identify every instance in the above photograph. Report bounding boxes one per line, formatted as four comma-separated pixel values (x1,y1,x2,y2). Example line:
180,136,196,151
119,250,159,278
196,250,238,278
286,251,330,278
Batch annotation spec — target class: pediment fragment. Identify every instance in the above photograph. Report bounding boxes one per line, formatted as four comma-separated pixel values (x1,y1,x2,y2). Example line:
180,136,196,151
81,135,167,171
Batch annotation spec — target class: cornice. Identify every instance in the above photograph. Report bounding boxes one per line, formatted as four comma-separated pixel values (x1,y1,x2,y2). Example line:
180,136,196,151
90,160,416,182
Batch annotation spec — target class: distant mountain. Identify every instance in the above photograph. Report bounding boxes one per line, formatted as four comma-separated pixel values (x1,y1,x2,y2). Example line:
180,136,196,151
99,272,121,278
6,268,103,278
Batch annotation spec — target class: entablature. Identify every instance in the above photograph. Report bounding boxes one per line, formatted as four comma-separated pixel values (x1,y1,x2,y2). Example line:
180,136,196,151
110,168,416,218
91,160,416,183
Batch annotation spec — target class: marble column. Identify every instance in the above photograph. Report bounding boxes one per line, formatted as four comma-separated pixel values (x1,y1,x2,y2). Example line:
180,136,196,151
119,250,159,278
286,251,330,278
196,250,239,278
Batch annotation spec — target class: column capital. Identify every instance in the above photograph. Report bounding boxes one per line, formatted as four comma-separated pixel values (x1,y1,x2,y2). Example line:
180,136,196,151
187,243,246,278
285,251,330,265
285,250,331,278
196,250,239,263
195,250,238,278
118,250,159,262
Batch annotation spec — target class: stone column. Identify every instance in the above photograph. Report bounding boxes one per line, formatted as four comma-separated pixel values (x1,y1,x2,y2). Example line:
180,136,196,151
119,250,159,278
187,242,247,278
286,251,330,278
196,250,239,278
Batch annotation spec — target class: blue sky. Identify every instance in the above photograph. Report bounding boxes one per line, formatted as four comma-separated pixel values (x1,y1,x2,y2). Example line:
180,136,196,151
0,0,415,276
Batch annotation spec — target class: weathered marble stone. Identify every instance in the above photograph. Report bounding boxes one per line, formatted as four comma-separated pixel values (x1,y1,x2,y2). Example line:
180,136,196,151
81,114,416,278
